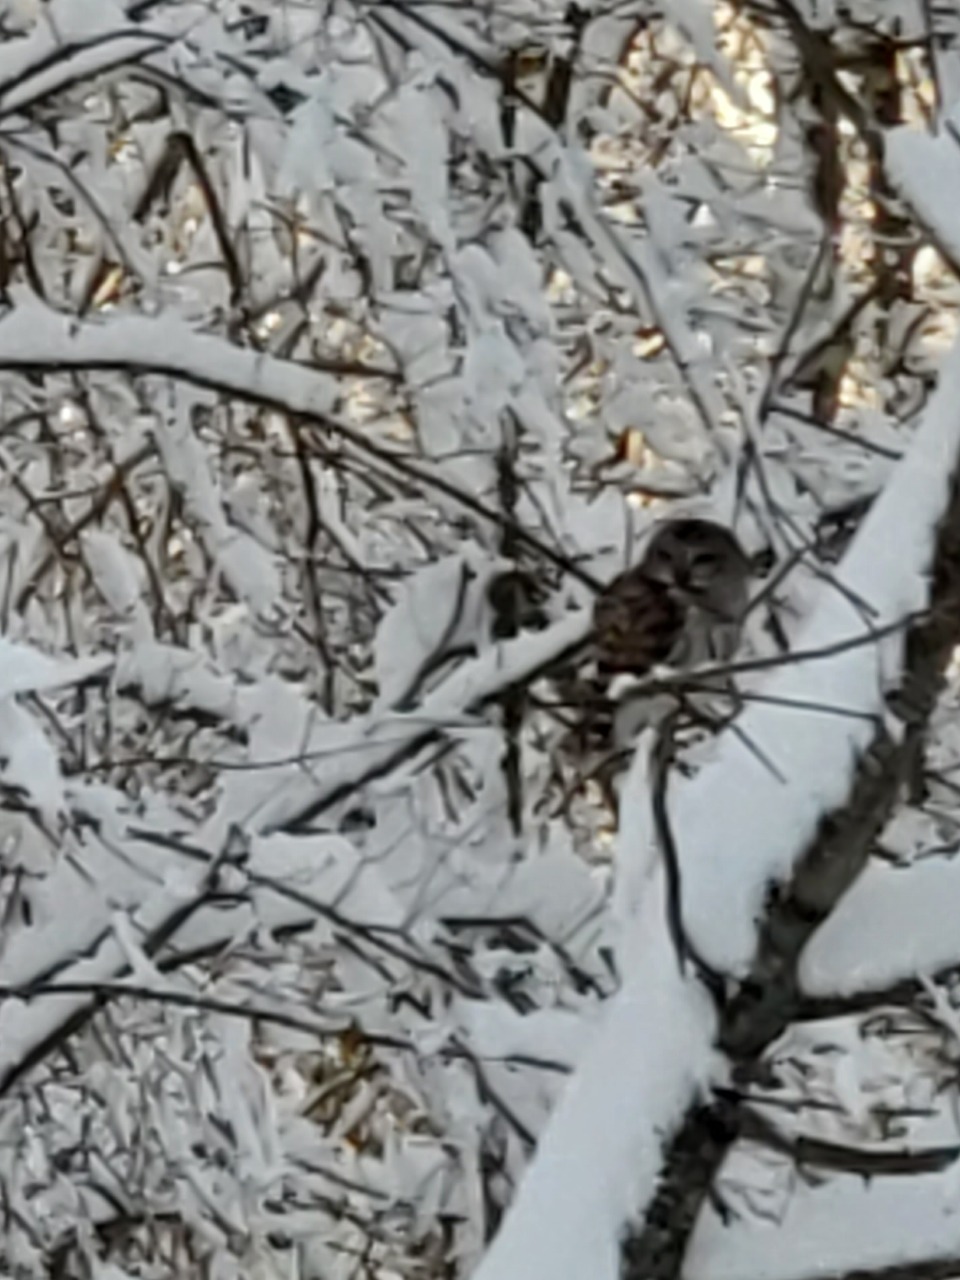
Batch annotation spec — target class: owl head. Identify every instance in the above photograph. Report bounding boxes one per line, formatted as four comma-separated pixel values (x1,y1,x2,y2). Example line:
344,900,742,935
641,518,749,618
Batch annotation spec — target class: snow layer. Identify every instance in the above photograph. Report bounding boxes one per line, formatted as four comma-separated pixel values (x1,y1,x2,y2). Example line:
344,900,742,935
473,884,718,1280
801,851,960,997
685,1165,960,1280
887,119,960,267
0,294,341,417
663,327,960,974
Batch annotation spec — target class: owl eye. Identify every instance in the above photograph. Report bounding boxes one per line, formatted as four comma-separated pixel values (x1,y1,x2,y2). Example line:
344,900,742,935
645,549,675,580
691,550,722,571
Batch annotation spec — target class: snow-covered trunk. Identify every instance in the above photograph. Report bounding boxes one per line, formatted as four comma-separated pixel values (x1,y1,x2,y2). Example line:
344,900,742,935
474,326,960,1280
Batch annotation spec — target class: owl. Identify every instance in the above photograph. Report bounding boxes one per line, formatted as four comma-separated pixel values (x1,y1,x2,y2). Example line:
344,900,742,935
593,517,751,680
562,518,753,802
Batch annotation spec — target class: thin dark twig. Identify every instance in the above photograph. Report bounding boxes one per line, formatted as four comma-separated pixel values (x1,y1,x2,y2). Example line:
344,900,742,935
681,679,883,723
496,421,525,835
0,828,247,1096
729,1093,960,1176
0,339,601,590
0,27,172,120
393,563,474,712
621,610,922,700
0,977,412,1052
757,237,831,423
2,133,139,278
125,826,485,997
648,711,725,997
450,1034,537,1147
771,402,903,460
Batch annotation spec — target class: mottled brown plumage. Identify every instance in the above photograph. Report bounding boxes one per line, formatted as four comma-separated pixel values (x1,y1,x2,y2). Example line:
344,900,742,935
593,518,750,678
594,570,683,676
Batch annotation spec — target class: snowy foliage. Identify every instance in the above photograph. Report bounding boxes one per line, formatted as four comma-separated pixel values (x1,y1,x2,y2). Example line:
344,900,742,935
0,0,959,1278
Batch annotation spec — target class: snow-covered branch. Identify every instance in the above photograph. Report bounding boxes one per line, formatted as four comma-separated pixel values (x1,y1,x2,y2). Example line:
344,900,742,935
473,322,960,1280
0,2,958,1276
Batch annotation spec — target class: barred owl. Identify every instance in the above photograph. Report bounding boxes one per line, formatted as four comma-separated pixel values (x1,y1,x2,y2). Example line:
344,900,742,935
593,518,751,678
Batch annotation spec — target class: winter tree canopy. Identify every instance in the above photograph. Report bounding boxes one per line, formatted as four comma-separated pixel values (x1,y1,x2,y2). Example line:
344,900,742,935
1,1,960,1278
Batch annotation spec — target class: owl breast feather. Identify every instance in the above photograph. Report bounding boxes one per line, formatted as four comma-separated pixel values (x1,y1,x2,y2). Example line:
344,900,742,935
593,568,685,676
